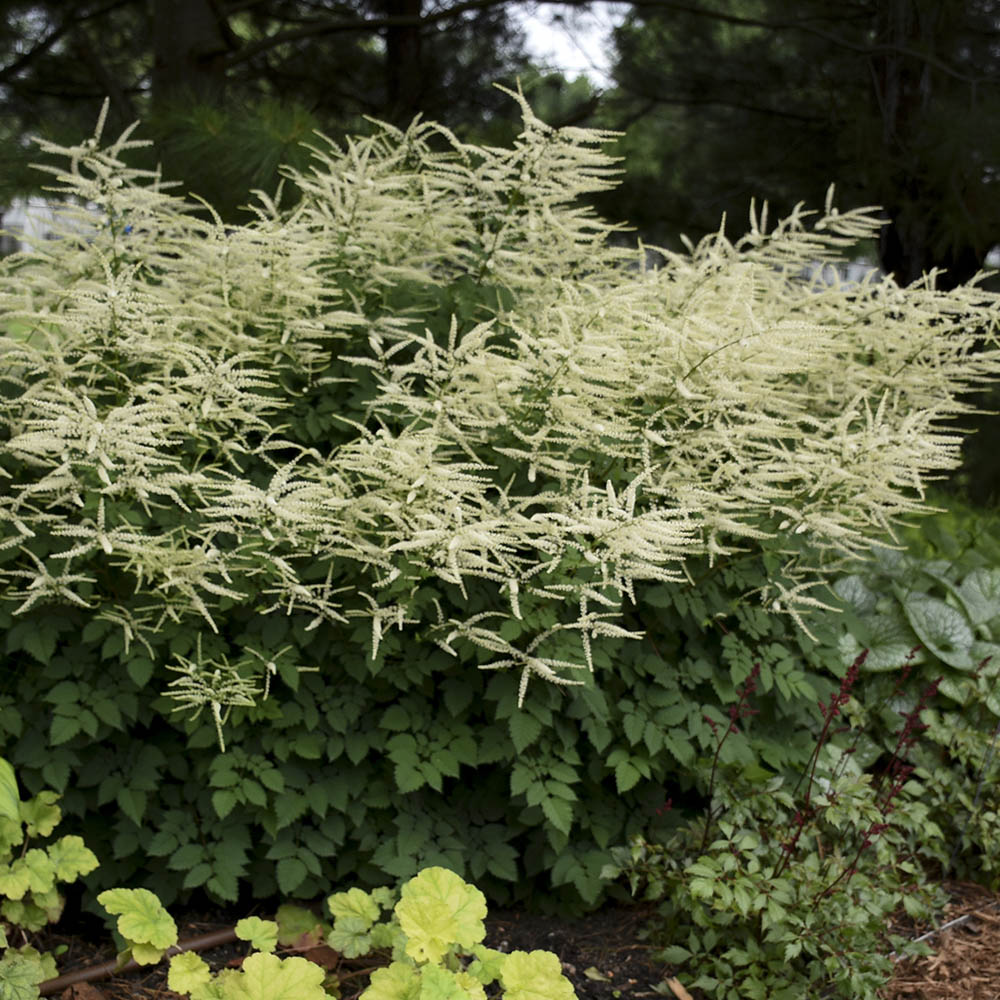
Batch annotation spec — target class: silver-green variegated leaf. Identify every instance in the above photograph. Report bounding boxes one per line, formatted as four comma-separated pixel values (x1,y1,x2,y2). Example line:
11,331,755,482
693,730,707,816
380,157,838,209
832,575,878,615
900,594,975,670
845,612,924,672
955,568,1000,628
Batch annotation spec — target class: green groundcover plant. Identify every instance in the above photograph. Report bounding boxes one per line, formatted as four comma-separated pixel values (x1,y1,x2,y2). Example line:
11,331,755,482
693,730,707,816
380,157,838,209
0,755,98,996
2,87,1000,914
0,764,576,1000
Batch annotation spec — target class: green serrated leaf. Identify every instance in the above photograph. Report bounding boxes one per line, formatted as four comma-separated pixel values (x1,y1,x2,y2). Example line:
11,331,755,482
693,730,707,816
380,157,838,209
126,657,155,688
276,858,307,895
212,790,239,820
614,760,641,794
540,796,573,836
379,705,410,731
49,714,80,746
508,712,542,753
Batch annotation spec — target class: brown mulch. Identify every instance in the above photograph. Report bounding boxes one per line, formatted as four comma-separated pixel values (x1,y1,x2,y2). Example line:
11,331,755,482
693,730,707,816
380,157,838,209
18,881,1000,1000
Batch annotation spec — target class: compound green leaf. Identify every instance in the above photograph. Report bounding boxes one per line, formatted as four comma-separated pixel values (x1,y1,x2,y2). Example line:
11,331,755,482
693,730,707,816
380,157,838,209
540,796,573,837
396,867,487,965
97,887,178,957
235,917,278,953
126,657,154,688
500,950,577,1000
276,858,307,895
379,705,410,731
508,712,542,753
116,788,147,826
614,760,641,794
212,790,239,820
49,714,80,746
394,764,426,794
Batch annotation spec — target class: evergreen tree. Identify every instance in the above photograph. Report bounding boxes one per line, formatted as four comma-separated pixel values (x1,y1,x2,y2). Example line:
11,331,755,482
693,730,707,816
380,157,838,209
599,0,1000,291
0,0,534,219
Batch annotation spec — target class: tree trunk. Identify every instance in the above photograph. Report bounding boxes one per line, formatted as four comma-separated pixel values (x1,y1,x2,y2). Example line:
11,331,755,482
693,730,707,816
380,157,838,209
381,0,424,125
151,0,230,109
869,0,990,290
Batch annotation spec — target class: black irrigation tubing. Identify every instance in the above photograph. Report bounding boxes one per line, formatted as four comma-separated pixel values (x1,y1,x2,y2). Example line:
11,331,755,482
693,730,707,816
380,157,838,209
38,926,239,996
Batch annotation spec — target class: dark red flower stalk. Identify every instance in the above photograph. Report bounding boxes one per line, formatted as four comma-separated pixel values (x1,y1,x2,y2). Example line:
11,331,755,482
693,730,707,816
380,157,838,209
873,676,940,807
793,650,867,807
699,663,762,851
816,676,940,901
772,651,867,879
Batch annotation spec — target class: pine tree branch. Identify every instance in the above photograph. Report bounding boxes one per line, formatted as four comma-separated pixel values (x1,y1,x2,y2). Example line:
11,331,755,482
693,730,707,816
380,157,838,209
0,0,141,85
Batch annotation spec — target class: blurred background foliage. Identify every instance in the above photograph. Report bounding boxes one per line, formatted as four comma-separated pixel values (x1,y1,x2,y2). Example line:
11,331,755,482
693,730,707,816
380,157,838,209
2,0,1000,501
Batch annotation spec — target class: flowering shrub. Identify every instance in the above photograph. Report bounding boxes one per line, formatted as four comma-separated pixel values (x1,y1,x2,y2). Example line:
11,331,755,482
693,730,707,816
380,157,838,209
1,92,1000,910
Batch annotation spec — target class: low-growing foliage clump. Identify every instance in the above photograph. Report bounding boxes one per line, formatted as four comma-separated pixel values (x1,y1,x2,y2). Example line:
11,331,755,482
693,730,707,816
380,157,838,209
820,492,1000,885
0,773,576,1000
1,87,1000,921
602,654,949,999
0,756,98,993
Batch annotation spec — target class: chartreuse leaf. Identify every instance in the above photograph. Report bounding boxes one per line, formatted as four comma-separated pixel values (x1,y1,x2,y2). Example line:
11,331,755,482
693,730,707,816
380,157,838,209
46,836,99,882
468,945,506,984
235,916,278,953
213,951,328,1000
419,963,480,1000
0,951,47,1000
19,793,61,838
500,950,577,1000
97,887,178,964
396,866,487,965
326,886,384,957
361,961,420,1000
168,951,214,999
0,758,18,823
